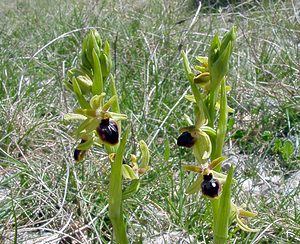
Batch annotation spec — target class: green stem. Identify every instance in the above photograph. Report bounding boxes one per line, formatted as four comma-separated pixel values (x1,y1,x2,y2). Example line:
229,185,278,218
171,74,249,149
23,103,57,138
213,166,234,244
208,86,219,128
211,79,228,237
108,130,129,244
213,79,227,169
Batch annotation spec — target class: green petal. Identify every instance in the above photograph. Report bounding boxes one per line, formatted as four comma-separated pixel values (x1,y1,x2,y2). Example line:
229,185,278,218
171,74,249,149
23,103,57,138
186,175,203,194
185,94,196,103
122,164,139,180
122,179,140,200
75,118,98,137
76,137,94,150
192,131,212,164
92,49,103,95
236,215,259,232
139,140,150,168
64,113,87,121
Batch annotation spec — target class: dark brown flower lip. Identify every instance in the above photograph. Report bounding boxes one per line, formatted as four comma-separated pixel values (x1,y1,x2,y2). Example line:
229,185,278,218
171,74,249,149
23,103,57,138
96,119,119,145
201,173,221,198
177,131,196,148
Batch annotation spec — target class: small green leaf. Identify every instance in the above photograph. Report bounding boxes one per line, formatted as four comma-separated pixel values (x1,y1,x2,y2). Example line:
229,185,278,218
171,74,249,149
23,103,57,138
164,139,170,162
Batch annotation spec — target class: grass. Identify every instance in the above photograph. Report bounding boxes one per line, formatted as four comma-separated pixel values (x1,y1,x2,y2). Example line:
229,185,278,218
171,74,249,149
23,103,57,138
0,0,299,243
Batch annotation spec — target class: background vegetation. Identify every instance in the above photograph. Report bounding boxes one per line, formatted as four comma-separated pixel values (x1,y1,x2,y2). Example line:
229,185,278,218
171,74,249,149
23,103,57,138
0,0,299,243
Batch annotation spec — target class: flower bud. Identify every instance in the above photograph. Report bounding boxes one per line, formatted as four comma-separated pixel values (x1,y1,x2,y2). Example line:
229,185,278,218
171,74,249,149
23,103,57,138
74,139,87,162
177,131,196,148
96,119,119,145
208,26,236,90
201,173,221,198
194,72,210,91
81,29,102,71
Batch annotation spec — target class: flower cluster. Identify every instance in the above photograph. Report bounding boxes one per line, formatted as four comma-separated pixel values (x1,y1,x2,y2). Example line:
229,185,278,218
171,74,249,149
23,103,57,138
63,29,151,243
177,27,258,238
64,28,151,179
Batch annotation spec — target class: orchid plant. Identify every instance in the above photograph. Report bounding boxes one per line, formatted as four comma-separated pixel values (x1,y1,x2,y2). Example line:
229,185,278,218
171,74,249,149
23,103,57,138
177,27,259,243
63,29,150,243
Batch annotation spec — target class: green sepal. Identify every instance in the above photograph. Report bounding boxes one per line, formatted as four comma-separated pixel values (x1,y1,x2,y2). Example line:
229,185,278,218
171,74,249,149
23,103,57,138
90,93,105,110
196,56,208,67
63,79,73,91
181,51,194,80
122,164,138,180
92,49,103,95
219,26,236,57
72,76,82,95
201,126,217,138
76,75,92,94
195,66,207,73
103,95,117,111
122,179,140,200
210,43,232,90
192,131,212,164
92,29,102,49
72,77,90,109
109,112,127,121
185,94,196,103
209,156,227,170
208,33,221,70
139,140,150,168
75,118,98,137
100,53,110,80
76,137,94,150
63,113,87,121
81,35,93,70
186,175,203,194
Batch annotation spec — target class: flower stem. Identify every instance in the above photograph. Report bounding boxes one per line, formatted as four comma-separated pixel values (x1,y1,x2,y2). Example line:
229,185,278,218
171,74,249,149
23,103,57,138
213,166,234,244
209,78,228,240
212,79,227,169
108,130,129,244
